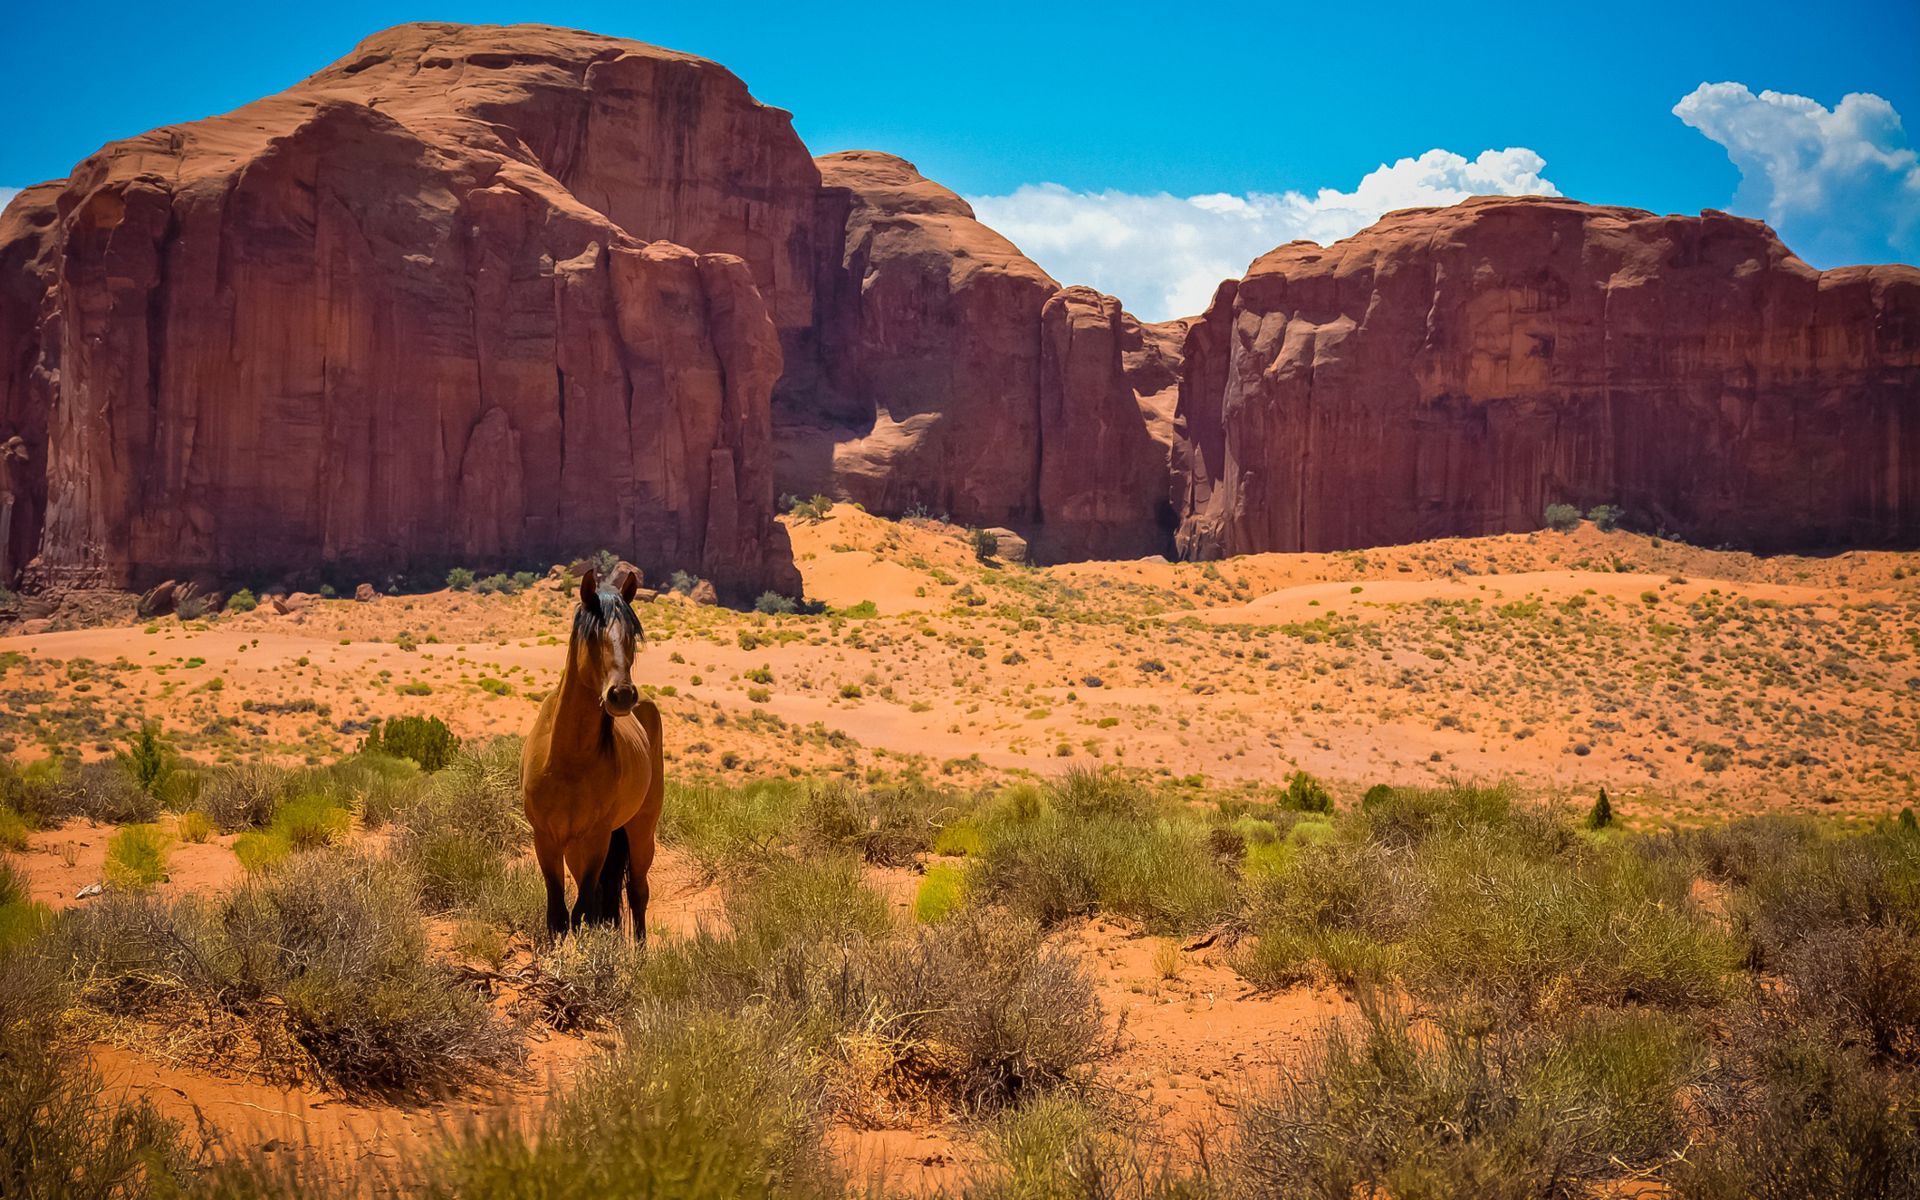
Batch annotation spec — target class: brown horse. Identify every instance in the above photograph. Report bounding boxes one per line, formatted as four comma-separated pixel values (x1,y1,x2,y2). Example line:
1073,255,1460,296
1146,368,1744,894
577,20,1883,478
521,566,664,938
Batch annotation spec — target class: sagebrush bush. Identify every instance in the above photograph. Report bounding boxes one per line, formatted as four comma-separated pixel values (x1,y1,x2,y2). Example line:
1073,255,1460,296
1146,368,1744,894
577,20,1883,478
198,763,286,832
0,932,198,1200
58,852,522,1097
529,926,646,1032
1236,996,1693,1200
389,738,529,911
423,1009,838,1200
863,910,1105,1111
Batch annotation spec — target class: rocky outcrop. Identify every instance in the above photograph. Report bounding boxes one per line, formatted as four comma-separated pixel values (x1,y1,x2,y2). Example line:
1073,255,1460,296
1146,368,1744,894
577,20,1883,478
0,23,804,598
1174,197,1920,557
778,151,1176,558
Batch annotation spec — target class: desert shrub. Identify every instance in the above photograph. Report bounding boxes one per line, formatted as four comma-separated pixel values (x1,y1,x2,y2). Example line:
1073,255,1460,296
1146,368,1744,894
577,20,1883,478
198,763,287,832
0,804,27,852
915,863,968,923
0,858,51,952
1238,785,1735,1009
965,1093,1203,1199
117,723,174,797
361,715,459,772
1586,787,1613,830
971,780,1237,934
445,567,475,591
0,759,63,827
864,910,1104,1111
424,1009,837,1200
0,931,198,1199
1587,503,1624,531
800,778,954,867
528,926,647,1032
390,738,529,911
1235,996,1694,1199
175,811,213,844
103,824,171,889
42,760,160,826
660,778,807,875
58,852,522,1097
1675,997,1920,1199
1543,502,1582,532
642,855,890,1024
971,528,1000,562
224,588,258,613
1278,769,1333,814
754,591,797,615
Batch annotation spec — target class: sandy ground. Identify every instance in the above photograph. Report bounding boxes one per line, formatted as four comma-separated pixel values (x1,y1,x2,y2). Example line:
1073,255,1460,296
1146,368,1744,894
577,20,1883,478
5,508,1915,822
4,508,1918,1187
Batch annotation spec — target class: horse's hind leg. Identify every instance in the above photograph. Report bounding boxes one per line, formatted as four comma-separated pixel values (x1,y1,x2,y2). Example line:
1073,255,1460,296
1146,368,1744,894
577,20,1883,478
535,835,568,940
597,829,630,930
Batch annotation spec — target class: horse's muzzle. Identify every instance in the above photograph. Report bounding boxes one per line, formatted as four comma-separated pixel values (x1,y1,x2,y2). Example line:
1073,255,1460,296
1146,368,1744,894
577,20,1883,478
603,683,639,714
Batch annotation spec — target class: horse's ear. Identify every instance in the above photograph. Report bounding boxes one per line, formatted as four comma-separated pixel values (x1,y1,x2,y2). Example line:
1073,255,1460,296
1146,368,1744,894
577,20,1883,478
617,567,639,605
579,567,599,611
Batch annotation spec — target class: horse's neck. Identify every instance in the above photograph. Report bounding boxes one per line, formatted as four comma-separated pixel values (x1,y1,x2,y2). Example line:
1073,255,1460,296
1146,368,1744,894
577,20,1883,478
547,659,612,760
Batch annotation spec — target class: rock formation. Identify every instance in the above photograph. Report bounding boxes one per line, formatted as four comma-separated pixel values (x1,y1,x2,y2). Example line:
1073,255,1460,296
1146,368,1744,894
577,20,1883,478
779,151,1176,559
3,24,1916,598
0,23,806,598
1174,197,1920,557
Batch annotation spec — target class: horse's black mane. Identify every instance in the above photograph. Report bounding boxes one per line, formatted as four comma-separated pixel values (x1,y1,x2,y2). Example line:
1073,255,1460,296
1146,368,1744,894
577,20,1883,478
574,590,643,642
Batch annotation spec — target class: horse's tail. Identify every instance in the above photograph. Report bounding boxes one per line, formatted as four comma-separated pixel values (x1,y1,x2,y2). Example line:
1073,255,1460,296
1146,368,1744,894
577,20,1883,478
599,826,631,922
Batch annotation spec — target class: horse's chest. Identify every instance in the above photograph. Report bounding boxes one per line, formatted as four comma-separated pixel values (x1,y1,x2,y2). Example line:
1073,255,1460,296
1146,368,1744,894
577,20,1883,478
525,736,651,835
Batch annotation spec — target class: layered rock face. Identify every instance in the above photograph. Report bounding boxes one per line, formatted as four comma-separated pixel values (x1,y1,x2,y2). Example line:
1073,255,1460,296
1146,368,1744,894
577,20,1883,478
779,151,1176,559
4,25,1916,596
0,23,807,597
1174,197,1920,557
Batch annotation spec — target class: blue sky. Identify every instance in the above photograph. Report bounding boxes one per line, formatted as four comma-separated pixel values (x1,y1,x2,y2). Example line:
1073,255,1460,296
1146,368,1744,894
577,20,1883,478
4,1,1915,318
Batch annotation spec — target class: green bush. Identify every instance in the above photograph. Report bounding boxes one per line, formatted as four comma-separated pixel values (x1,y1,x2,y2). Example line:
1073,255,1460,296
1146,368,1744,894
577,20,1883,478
103,824,171,889
117,723,174,797
914,863,968,923
225,588,258,613
445,567,475,591
362,715,459,772
1587,504,1624,532
755,591,798,615
1586,787,1614,830
1279,769,1334,814
1543,502,1582,532
971,528,1000,562
390,738,529,911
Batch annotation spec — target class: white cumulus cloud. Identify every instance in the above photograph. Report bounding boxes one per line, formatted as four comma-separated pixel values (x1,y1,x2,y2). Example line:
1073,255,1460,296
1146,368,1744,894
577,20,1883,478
1674,82,1920,266
967,148,1560,321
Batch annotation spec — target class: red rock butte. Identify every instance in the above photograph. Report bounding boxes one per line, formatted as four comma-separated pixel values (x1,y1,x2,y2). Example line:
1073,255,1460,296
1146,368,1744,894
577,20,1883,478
1,22,1916,598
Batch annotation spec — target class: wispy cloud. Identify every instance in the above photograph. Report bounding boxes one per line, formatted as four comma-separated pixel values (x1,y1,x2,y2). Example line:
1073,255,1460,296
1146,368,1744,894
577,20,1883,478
966,149,1560,321
1674,82,1920,266
0,187,20,213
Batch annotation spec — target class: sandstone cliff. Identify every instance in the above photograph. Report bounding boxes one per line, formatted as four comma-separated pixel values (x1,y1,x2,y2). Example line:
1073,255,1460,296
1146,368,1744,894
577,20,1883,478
1173,197,1920,557
778,151,1176,559
0,23,807,597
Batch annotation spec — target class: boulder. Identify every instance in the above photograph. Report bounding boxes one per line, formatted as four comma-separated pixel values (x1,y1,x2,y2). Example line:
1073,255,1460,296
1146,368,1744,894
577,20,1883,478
354,583,377,603
982,527,1029,564
136,580,180,618
689,579,719,606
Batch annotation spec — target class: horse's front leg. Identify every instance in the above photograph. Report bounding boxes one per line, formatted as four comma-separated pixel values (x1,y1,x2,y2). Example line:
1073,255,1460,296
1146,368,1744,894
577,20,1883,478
565,837,609,931
623,817,657,946
534,834,569,940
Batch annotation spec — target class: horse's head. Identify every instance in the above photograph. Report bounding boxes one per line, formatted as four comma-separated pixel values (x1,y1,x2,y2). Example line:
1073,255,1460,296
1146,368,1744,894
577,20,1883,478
571,566,645,716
